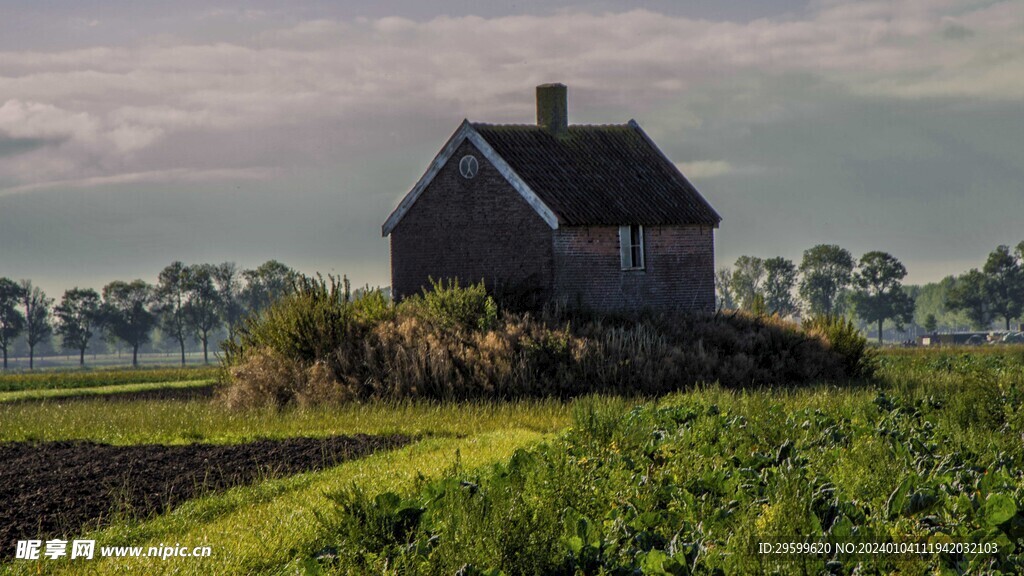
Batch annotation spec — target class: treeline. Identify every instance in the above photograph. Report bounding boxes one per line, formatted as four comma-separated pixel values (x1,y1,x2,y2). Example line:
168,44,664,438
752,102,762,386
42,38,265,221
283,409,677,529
0,260,304,369
717,241,1024,342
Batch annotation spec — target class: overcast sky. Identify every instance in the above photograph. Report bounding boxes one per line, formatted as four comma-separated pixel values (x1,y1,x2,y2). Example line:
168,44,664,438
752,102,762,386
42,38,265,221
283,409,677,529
1,0,1022,297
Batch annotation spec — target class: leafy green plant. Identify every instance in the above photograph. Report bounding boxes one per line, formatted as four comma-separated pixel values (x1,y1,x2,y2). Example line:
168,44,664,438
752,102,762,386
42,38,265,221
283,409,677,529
224,274,354,365
406,277,498,332
803,315,876,378
314,351,1024,574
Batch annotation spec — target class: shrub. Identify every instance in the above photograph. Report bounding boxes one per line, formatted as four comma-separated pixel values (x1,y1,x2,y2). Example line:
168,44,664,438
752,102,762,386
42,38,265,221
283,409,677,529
221,280,872,407
803,315,876,378
405,277,498,332
218,348,351,409
223,275,354,366
348,286,394,326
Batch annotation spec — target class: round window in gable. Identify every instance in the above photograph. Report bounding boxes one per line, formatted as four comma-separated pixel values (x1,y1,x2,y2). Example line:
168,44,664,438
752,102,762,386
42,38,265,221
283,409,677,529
459,155,479,179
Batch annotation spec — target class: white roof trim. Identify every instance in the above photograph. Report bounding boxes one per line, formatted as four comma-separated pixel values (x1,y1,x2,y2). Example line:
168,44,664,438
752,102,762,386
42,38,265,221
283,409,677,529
382,120,559,236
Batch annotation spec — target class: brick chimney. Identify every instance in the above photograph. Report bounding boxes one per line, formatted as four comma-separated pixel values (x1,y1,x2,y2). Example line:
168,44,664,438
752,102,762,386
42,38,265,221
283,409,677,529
536,83,568,136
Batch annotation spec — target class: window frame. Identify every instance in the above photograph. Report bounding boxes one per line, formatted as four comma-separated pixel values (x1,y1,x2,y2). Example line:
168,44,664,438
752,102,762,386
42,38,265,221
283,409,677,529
619,224,646,271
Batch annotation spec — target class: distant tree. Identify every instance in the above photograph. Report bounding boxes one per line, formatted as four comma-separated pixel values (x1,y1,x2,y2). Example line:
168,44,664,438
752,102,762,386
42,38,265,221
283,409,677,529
0,278,26,369
1018,240,1024,325
102,280,156,368
54,288,103,366
19,281,53,370
946,269,992,330
184,264,222,364
799,244,855,317
730,256,765,311
763,257,799,316
155,262,191,366
911,276,971,331
714,268,736,310
241,260,297,314
982,245,1024,330
923,313,938,333
212,262,244,341
850,252,916,344
750,293,767,316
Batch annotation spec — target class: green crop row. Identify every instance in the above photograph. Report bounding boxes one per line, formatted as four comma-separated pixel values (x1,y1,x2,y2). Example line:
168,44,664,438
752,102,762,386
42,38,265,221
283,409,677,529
0,379,215,404
0,366,219,392
313,351,1024,575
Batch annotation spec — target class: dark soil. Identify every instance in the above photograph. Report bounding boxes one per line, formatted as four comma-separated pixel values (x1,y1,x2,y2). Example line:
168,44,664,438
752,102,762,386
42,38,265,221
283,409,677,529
0,434,411,558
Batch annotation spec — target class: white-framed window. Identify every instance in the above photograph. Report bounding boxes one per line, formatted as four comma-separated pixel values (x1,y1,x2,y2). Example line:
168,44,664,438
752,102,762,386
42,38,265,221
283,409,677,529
619,224,645,270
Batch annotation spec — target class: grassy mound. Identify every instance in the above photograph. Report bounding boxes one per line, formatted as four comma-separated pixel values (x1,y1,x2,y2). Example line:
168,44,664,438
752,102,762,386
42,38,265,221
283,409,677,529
219,278,871,407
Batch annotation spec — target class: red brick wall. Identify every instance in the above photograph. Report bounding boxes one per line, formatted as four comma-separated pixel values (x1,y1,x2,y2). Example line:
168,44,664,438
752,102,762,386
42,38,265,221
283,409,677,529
552,225,716,313
389,140,555,301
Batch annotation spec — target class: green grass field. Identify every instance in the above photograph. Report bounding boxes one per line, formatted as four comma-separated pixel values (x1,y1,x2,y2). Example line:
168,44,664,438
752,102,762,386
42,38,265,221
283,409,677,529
0,379,216,404
2,348,1023,574
0,396,579,445
0,366,218,392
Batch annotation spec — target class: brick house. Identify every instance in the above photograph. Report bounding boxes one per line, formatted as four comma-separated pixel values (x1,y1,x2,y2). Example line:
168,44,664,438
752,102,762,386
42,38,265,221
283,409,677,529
382,84,721,313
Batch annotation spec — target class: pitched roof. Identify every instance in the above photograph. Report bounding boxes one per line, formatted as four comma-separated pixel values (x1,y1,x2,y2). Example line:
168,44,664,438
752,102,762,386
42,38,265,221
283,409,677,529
381,120,720,236
472,120,721,227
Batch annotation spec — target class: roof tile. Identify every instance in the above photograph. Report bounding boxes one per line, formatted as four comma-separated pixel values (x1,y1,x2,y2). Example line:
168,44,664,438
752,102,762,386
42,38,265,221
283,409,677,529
471,122,721,227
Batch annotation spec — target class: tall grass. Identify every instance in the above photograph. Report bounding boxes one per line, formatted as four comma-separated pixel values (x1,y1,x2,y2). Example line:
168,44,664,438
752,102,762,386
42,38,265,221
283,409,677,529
0,397,578,445
221,278,871,407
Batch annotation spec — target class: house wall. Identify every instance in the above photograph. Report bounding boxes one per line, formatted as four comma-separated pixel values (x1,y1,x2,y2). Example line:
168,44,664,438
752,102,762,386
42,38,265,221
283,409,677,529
389,140,555,302
552,225,716,313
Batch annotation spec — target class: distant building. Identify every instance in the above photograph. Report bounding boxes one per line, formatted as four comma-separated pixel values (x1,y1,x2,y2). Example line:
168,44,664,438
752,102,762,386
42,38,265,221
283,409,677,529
382,84,722,312
918,332,994,346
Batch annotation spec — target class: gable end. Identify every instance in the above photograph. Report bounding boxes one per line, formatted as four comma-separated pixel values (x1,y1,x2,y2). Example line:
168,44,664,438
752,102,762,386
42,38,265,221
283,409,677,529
381,121,559,236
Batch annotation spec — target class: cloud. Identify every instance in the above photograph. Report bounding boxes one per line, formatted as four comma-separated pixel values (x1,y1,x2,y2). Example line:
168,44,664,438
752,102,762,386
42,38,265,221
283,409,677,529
0,1,1019,193
1,1,1022,297
0,167,275,197
941,18,974,40
676,161,734,179
0,136,52,158
0,99,170,182
0,100,97,143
